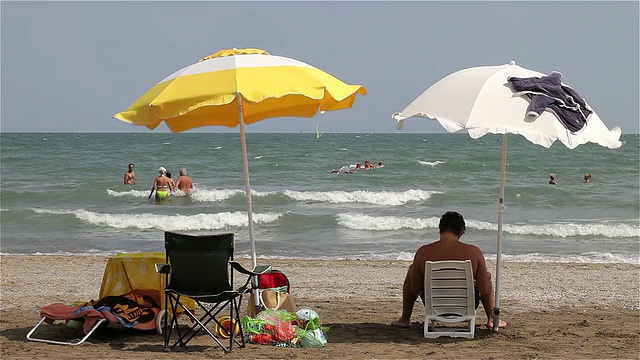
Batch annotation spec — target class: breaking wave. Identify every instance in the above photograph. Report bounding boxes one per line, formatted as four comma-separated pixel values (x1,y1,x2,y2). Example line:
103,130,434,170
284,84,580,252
31,208,284,231
336,213,640,238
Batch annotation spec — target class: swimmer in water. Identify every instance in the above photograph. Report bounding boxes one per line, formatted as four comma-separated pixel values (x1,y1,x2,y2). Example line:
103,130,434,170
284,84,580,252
330,165,355,174
123,163,136,185
166,171,176,191
149,167,172,201
175,167,194,194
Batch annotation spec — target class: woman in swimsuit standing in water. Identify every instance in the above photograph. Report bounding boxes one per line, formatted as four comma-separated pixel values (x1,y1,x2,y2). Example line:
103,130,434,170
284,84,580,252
149,167,172,202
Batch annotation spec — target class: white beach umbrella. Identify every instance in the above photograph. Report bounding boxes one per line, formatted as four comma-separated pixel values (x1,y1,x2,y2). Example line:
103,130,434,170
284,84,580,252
392,61,622,331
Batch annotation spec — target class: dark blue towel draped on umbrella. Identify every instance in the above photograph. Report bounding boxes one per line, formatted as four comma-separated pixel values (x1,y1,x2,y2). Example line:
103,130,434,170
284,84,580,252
508,71,592,133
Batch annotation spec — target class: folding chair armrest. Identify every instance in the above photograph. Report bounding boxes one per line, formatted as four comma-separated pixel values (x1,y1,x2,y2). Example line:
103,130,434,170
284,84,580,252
230,261,272,276
253,265,272,275
155,263,171,274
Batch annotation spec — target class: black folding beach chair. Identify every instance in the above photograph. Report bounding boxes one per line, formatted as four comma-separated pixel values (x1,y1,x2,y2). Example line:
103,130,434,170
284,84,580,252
156,231,271,352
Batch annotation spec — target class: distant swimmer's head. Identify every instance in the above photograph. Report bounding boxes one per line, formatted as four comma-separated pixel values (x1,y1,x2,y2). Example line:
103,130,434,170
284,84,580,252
159,167,166,175
549,173,556,180
166,171,172,178
180,167,187,176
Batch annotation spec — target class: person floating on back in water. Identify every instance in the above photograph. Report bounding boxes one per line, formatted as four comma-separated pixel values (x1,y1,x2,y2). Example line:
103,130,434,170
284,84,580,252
123,163,136,185
149,167,172,201
175,167,194,194
549,173,558,185
330,165,355,174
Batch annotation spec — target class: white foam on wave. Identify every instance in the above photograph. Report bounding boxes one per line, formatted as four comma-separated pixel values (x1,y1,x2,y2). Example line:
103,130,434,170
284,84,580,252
2,250,635,264
247,251,639,264
336,213,640,238
32,208,75,215
282,189,438,206
189,188,246,202
337,213,441,230
466,219,640,238
485,252,639,264
106,189,149,198
189,188,439,206
190,189,287,203
31,208,284,231
418,160,446,167
0,251,115,256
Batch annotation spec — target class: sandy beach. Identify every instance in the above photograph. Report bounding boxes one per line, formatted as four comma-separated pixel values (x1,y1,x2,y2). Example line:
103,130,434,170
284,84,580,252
1,255,638,359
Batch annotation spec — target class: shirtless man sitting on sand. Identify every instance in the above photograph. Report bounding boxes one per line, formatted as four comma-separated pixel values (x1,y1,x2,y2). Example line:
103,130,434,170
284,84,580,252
174,167,194,194
149,167,172,201
391,211,507,329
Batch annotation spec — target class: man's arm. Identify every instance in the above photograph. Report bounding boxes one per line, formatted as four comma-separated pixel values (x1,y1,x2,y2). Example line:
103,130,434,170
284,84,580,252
408,250,425,296
474,250,495,324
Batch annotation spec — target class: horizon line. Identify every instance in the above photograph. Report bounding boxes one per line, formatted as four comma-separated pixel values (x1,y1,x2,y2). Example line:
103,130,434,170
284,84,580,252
1,131,638,135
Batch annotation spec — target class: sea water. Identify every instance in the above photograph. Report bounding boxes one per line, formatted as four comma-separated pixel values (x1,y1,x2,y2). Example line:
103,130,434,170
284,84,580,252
1,132,638,263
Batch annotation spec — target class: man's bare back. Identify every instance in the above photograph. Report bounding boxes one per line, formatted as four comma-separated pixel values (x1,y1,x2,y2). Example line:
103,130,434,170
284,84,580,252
175,175,193,193
174,168,193,194
408,239,487,296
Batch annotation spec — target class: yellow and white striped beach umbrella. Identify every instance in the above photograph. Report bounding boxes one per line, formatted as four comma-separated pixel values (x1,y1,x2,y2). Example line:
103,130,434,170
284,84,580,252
114,48,366,132
113,48,366,277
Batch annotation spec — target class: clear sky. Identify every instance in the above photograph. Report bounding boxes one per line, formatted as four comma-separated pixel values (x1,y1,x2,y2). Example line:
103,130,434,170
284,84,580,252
1,1,638,134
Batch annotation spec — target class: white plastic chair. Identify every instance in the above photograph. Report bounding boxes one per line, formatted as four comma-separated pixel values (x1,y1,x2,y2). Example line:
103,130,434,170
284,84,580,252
424,260,476,339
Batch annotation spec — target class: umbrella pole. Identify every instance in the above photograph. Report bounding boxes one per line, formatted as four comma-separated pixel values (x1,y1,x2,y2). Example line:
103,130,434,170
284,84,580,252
494,133,508,332
237,94,260,310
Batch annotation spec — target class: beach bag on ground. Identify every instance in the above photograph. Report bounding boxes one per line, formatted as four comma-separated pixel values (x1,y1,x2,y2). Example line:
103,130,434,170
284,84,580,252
294,308,328,347
247,270,296,317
